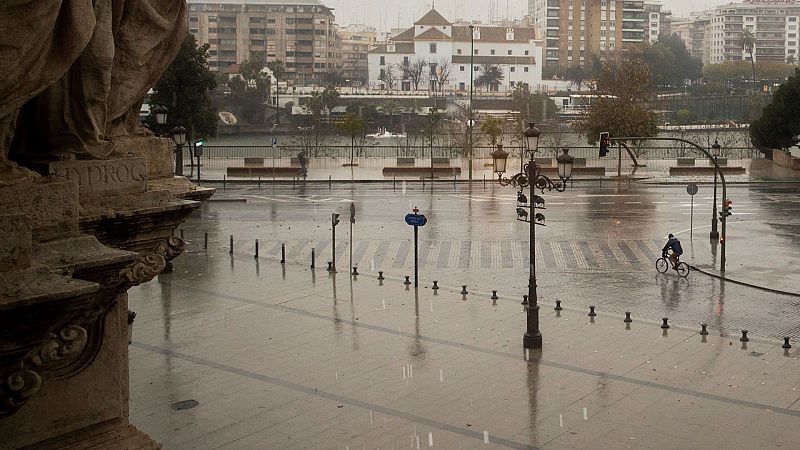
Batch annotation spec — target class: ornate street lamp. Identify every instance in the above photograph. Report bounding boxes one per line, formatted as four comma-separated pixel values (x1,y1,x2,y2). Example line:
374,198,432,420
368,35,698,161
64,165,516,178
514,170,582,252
710,140,722,241
492,122,574,350
171,125,186,176
154,105,168,125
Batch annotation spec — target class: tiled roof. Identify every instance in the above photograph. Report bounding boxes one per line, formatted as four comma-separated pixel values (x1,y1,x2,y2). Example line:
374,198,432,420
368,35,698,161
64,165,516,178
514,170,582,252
451,26,539,43
389,27,416,42
414,9,451,26
414,27,452,41
368,43,415,54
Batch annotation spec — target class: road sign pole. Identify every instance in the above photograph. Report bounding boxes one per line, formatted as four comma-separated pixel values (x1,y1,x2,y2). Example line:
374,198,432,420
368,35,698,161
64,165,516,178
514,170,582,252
414,225,418,288
690,195,694,239
331,213,337,273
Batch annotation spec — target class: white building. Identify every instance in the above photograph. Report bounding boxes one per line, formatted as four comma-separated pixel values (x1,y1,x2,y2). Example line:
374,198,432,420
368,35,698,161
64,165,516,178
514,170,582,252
367,8,543,93
709,1,800,64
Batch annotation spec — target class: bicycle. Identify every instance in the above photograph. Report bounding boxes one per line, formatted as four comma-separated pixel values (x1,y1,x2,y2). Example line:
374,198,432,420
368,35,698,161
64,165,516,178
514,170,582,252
656,251,689,277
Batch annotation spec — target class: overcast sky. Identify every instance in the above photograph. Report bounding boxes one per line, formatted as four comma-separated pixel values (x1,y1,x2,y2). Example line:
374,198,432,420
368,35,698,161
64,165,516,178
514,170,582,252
325,0,729,31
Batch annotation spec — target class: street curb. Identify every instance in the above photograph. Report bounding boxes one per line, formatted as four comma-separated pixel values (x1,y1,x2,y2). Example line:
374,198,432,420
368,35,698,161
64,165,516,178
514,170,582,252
689,264,800,297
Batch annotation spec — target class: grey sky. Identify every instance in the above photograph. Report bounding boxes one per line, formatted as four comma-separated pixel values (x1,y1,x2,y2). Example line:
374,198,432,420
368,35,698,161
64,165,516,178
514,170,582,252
325,0,729,31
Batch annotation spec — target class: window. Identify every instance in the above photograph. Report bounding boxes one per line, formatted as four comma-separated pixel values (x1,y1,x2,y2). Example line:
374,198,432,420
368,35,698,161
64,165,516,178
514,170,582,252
524,67,529,72
474,49,479,55
460,66,465,71
380,56,385,65
508,50,512,55
430,43,437,54
491,49,496,55
525,50,529,55
510,66,515,72
457,49,462,54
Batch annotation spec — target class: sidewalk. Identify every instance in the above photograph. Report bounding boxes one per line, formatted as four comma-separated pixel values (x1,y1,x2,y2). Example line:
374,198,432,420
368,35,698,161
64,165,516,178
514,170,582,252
128,252,800,449
687,217,800,296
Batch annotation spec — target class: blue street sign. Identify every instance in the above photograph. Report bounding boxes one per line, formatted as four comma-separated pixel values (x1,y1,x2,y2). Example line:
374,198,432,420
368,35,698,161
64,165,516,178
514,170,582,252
272,137,278,145
405,213,427,227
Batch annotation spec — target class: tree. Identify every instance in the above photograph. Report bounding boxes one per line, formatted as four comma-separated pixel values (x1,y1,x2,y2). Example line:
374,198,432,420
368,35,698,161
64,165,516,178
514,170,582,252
787,54,797,66
476,64,504,92
750,68,800,150
148,33,217,140
675,109,697,125
378,64,398,90
703,61,793,84
231,57,269,124
565,66,586,90
580,58,658,144
739,28,757,91
480,116,504,146
404,58,427,90
338,114,365,165
510,82,556,122
434,60,451,92
266,60,286,79
655,34,703,83
322,68,346,86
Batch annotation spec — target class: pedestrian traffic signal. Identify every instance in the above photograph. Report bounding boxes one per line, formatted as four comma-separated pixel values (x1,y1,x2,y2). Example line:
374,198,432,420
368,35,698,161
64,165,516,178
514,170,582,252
332,213,340,226
719,199,732,219
599,132,610,157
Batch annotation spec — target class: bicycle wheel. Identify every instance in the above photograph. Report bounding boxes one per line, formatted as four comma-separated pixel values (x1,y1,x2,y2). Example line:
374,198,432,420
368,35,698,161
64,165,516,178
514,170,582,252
676,262,690,278
655,258,669,273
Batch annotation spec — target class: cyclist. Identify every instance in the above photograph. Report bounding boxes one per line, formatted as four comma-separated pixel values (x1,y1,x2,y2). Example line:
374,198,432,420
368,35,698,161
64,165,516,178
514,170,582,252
662,234,683,269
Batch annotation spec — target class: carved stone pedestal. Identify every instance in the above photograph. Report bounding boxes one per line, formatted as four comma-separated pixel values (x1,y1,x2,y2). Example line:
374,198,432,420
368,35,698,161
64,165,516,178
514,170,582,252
0,137,207,449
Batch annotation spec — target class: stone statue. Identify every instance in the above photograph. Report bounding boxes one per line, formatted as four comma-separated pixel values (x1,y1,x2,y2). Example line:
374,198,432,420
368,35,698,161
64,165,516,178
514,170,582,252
0,0,187,184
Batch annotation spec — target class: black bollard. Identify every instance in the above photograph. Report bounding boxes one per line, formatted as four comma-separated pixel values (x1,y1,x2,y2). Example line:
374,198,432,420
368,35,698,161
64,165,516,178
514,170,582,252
377,271,385,280
491,290,499,300
258,176,261,190
326,261,333,272
180,228,184,239
329,175,332,190
783,337,792,349
740,330,749,342
460,285,468,295
554,300,562,310
404,276,411,285
588,305,596,317
521,295,528,305
223,174,226,191
255,239,259,258
281,243,286,264
352,266,359,276
204,232,208,249
229,235,233,255
432,280,439,290
700,323,709,335
624,312,632,323
661,318,670,329
311,248,315,268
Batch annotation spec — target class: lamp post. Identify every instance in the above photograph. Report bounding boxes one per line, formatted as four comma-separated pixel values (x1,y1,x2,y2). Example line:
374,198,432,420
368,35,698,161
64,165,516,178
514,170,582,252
154,105,168,127
171,126,186,176
492,122,573,350
468,24,475,182
710,140,721,241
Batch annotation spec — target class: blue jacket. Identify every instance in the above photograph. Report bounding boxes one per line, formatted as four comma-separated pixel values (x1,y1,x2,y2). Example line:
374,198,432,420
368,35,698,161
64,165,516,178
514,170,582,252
663,237,683,255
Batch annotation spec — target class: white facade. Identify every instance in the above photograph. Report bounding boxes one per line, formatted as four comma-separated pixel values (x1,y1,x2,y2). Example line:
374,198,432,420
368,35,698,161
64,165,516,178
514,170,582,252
708,1,800,64
368,9,543,93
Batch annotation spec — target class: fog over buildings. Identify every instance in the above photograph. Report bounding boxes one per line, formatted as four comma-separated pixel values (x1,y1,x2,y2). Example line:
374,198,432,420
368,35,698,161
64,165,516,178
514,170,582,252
326,0,729,31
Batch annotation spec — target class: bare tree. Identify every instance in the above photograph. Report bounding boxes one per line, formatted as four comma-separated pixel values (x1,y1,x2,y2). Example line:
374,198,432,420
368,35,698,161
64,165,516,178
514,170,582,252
403,57,427,91
378,64,398,91
435,59,451,93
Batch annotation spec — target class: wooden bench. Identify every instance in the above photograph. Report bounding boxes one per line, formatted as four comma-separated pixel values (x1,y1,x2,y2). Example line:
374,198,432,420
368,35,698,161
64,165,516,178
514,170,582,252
534,157,553,166
538,166,605,176
573,158,587,167
227,167,302,177
431,157,451,167
244,157,265,167
676,158,695,166
669,166,745,176
715,157,728,166
382,167,462,176
396,157,415,166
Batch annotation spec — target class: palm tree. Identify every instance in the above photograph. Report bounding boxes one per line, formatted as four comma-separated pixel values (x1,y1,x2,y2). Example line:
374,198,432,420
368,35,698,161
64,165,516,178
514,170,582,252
787,54,797,66
476,64,505,92
739,28,756,91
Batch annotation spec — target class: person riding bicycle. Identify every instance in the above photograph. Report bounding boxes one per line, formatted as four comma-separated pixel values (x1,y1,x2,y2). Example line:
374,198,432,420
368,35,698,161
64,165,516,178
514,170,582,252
662,234,683,269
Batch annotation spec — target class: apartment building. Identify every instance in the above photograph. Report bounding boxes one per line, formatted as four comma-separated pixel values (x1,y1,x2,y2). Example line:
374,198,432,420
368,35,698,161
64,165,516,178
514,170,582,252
530,0,648,68
367,9,543,92
643,1,671,44
187,0,341,85
338,24,378,83
672,13,712,64
709,1,800,64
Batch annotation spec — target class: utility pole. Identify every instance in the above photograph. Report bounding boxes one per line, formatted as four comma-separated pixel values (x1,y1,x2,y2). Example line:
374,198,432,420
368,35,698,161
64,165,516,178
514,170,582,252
468,24,475,182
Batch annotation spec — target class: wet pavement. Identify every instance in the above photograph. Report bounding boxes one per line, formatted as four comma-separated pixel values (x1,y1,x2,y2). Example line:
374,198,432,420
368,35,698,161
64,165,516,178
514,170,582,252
129,181,800,448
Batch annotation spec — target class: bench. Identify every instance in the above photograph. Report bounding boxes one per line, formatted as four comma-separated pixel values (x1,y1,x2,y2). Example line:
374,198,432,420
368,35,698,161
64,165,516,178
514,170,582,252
382,167,462,176
715,157,728,166
534,157,553,166
538,166,605,177
431,157,451,167
669,166,745,176
396,157,415,166
227,167,302,177
244,157,265,167
573,158,587,167
677,158,695,166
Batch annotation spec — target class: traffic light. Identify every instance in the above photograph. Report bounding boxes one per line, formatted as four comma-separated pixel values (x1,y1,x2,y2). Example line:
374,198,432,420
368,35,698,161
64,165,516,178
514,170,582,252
332,213,340,226
719,199,732,219
599,132,610,157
